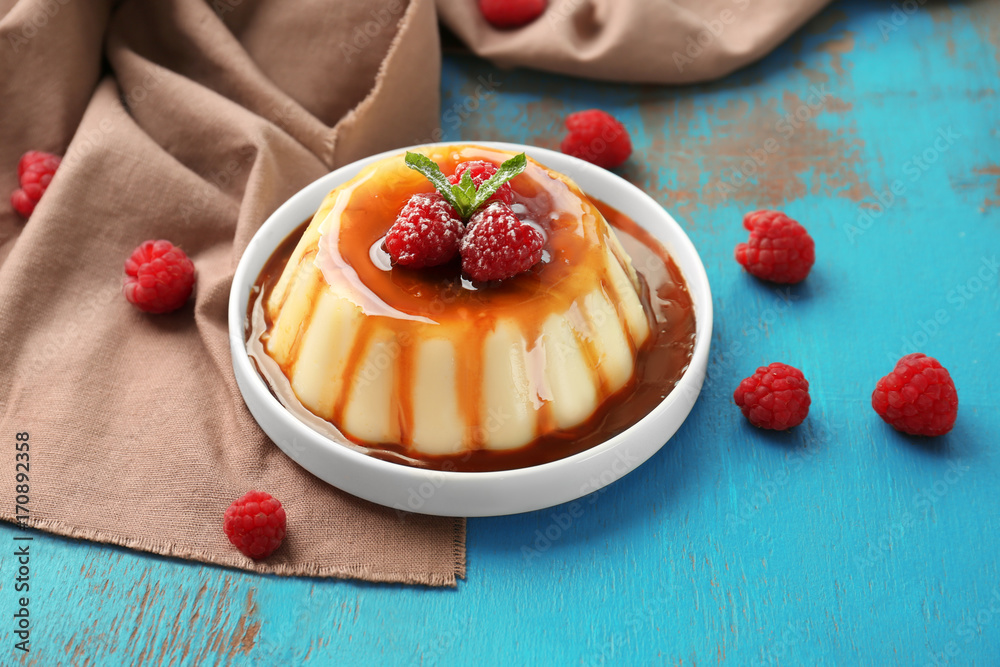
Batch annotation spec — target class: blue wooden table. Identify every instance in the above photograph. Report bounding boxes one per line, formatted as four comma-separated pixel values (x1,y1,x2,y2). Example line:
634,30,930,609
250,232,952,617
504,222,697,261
3,1,999,664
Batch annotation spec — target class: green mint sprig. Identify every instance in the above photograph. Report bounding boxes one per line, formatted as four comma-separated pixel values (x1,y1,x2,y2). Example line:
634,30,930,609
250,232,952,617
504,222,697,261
404,151,527,220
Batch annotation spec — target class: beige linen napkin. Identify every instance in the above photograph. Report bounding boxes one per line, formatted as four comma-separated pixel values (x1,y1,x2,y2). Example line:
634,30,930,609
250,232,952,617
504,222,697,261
0,0,827,585
437,0,830,84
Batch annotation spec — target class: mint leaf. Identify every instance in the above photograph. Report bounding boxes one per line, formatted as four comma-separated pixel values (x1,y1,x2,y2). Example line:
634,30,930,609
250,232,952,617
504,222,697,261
451,172,475,216
457,171,477,207
403,151,528,220
404,152,469,216
472,153,527,211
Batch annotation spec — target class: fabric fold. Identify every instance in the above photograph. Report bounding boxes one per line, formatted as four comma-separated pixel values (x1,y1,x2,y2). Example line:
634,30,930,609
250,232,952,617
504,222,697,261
436,0,830,84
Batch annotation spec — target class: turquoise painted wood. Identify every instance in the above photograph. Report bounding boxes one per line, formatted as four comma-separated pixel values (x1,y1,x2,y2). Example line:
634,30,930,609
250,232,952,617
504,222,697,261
2,1,999,664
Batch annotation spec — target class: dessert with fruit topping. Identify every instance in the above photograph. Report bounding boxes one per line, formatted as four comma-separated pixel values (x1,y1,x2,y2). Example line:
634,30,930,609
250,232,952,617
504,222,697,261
246,145,695,472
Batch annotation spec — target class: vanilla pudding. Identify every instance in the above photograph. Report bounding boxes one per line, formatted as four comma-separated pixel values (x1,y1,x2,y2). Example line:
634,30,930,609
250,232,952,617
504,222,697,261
246,145,696,471
259,145,650,453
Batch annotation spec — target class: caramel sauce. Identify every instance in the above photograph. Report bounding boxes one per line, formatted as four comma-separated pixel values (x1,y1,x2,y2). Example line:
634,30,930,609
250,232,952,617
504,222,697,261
310,147,611,324
246,212,695,473
245,148,696,473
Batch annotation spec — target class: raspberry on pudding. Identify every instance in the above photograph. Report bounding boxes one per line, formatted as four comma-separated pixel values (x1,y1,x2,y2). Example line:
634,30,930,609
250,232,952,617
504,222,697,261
246,145,696,471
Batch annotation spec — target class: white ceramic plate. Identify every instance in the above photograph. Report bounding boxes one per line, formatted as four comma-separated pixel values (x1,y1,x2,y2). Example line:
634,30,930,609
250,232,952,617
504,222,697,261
229,142,713,517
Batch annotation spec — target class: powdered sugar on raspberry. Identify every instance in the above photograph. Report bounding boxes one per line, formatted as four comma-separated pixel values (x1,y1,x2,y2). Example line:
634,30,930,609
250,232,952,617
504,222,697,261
384,193,464,268
460,202,545,281
448,160,514,205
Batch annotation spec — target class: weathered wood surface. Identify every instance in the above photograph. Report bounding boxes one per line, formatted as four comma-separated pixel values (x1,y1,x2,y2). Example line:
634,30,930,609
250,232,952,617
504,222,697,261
2,0,998,664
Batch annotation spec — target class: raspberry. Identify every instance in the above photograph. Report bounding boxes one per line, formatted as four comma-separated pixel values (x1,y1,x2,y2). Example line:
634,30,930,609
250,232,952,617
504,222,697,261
461,202,544,282
872,354,958,436
735,210,815,284
10,190,36,218
385,193,464,268
560,109,632,169
479,0,546,29
223,490,287,559
11,150,61,218
734,362,811,430
123,240,196,314
448,160,514,205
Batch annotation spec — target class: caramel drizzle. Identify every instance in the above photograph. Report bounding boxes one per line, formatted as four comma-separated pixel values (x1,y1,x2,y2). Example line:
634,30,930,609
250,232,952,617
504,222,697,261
393,326,415,449
570,308,613,400
525,315,555,439
285,269,324,381
457,321,486,449
602,277,639,360
330,317,375,428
